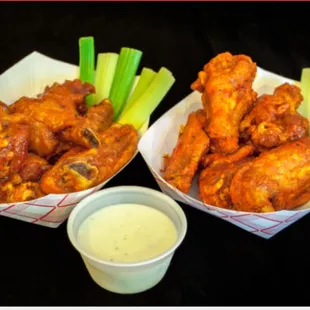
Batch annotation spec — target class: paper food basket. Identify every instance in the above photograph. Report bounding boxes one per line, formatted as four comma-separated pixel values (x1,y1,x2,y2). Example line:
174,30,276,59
138,67,310,239
0,51,148,228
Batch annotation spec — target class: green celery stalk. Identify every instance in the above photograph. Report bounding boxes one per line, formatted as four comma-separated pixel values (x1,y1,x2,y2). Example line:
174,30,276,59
121,67,156,116
128,76,140,99
118,67,175,129
109,47,143,120
94,53,119,104
299,68,310,131
79,36,95,106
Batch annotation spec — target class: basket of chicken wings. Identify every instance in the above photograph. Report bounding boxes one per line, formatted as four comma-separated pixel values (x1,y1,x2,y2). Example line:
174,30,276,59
0,38,175,227
139,52,310,239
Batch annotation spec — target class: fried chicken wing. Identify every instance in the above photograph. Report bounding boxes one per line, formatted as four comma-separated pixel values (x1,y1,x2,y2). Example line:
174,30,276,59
230,137,310,213
191,52,257,154
199,145,254,208
9,80,96,158
28,122,60,157
0,123,29,178
40,124,138,194
40,79,95,115
0,179,44,203
240,83,309,151
200,144,254,168
60,99,114,149
163,109,210,193
199,158,252,209
19,153,51,182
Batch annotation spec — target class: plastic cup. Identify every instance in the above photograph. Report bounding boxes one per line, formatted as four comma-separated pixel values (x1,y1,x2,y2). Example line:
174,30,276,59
67,186,187,294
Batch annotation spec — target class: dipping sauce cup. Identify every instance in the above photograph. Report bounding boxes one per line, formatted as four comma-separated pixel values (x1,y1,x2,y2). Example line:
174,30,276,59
67,186,187,294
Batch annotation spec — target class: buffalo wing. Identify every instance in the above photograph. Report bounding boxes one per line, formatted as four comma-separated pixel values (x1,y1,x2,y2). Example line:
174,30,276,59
40,124,138,194
191,52,257,154
230,137,310,212
60,99,114,149
240,83,309,151
0,123,29,178
9,80,95,157
163,109,210,193
199,145,254,208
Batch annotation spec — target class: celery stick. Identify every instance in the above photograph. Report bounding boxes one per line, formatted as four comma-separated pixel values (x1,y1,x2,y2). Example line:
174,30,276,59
94,53,119,104
299,68,310,129
118,67,175,130
122,67,156,116
79,37,95,84
79,37,95,106
128,76,140,99
109,47,143,120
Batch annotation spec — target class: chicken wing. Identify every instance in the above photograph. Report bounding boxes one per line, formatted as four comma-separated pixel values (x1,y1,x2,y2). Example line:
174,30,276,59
230,137,310,212
28,122,60,157
9,80,95,158
191,52,257,154
163,109,210,193
59,99,114,149
19,153,51,182
200,144,254,168
40,124,138,194
0,123,29,178
239,83,309,151
199,145,254,208
0,179,44,203
199,159,252,209
40,79,95,115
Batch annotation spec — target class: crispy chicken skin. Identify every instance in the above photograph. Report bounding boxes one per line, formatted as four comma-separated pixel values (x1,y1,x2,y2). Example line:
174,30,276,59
163,109,210,194
40,124,138,194
11,98,77,132
230,137,310,213
9,80,95,157
0,123,29,179
19,153,51,182
200,144,254,168
240,83,309,151
40,79,95,115
191,52,257,154
199,158,252,209
28,122,60,157
0,179,44,203
0,101,9,117
60,99,114,149
199,145,254,208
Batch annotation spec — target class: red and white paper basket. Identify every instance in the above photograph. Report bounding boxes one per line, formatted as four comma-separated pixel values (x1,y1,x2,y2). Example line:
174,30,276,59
0,52,147,228
138,67,310,239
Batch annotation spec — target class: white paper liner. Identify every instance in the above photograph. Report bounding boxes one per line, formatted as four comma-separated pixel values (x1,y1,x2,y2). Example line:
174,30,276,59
0,51,148,228
138,67,310,239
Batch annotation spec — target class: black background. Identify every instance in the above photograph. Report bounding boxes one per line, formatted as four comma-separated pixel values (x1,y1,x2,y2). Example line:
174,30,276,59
0,1,310,306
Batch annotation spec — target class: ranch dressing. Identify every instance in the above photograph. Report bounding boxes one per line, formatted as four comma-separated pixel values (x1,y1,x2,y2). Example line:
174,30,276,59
77,203,178,263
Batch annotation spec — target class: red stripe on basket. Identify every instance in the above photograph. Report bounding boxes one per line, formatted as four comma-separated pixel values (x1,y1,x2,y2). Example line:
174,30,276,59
31,207,56,224
260,222,283,234
229,217,259,233
24,203,56,207
56,195,69,207
216,210,230,218
57,203,77,208
255,215,283,223
284,212,302,223
0,204,17,213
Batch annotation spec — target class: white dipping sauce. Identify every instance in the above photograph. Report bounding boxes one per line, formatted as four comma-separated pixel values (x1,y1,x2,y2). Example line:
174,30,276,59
77,203,178,263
